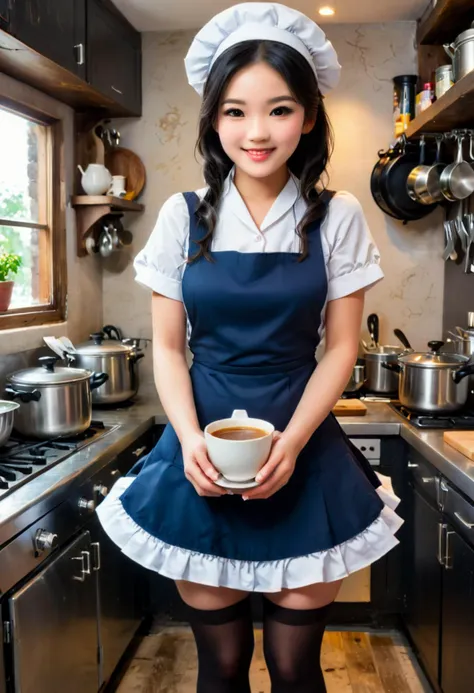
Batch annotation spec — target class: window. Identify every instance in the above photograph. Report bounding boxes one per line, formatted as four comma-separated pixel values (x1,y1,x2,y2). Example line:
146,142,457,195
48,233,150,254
0,100,66,329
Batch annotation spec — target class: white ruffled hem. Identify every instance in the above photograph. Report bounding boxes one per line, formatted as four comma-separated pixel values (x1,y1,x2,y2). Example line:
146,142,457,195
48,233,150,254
96,474,403,592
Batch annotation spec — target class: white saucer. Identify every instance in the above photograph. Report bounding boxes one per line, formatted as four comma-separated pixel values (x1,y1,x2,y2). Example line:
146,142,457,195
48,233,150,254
215,476,259,490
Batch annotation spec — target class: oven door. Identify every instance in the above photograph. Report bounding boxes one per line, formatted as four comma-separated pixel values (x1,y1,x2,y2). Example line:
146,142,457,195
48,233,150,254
8,531,98,693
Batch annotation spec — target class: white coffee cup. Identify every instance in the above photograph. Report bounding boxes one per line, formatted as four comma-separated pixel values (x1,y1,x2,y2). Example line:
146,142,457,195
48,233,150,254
107,175,127,197
204,410,274,482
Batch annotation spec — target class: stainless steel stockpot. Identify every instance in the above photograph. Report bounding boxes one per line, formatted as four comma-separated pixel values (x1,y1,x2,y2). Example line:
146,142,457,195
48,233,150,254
72,332,144,404
364,346,406,394
383,343,474,413
0,400,20,446
5,356,108,439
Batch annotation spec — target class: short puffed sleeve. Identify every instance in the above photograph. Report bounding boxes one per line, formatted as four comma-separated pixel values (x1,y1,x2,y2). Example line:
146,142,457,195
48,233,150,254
322,192,384,301
133,193,189,301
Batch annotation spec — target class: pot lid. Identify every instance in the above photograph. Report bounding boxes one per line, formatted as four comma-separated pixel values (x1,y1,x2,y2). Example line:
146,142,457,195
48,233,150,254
75,332,133,355
399,351,467,368
456,25,474,47
9,357,92,386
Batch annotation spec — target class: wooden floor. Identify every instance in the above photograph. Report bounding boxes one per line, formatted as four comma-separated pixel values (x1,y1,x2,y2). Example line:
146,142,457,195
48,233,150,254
115,626,433,693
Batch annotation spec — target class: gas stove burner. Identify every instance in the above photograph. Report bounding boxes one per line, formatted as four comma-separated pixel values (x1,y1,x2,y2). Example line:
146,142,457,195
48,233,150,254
0,421,116,499
391,403,474,429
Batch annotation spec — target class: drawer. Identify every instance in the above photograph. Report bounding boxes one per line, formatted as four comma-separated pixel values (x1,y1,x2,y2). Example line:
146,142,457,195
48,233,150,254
443,482,474,547
407,450,439,505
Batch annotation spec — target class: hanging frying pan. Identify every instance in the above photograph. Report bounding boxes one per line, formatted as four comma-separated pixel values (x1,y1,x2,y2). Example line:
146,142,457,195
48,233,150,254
371,137,438,222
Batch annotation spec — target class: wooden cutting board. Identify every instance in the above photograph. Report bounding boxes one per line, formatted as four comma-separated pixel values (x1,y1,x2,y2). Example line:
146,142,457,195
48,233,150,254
332,399,367,416
443,431,474,460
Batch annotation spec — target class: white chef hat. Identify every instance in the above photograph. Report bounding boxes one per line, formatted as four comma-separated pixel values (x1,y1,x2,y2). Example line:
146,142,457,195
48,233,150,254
184,2,341,97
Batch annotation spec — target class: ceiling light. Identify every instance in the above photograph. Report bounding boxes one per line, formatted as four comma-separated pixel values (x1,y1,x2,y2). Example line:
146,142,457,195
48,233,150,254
319,6,335,16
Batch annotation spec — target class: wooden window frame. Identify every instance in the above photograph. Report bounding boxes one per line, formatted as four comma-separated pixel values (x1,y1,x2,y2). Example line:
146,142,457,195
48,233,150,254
0,97,67,330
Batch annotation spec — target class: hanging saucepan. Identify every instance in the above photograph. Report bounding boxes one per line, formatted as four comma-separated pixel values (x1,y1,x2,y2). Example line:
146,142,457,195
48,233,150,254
382,340,474,413
440,133,474,201
5,356,108,439
407,135,445,205
371,137,438,221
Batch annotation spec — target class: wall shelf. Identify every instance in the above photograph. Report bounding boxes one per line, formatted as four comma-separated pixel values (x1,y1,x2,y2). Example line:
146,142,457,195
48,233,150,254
72,195,144,257
405,71,474,138
417,0,474,45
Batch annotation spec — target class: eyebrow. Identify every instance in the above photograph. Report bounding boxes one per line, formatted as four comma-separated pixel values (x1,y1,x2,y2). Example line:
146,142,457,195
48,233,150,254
221,96,297,106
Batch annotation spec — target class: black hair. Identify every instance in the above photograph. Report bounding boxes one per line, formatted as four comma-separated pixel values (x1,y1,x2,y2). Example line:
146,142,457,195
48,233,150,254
192,39,334,262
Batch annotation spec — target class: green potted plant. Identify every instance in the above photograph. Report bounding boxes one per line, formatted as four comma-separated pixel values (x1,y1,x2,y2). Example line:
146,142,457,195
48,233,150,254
0,252,22,311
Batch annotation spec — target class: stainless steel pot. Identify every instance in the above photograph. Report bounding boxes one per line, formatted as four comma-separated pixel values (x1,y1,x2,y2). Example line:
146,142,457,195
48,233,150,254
364,346,406,394
383,341,474,413
444,23,474,82
72,332,144,404
0,400,20,446
344,365,365,393
5,356,108,439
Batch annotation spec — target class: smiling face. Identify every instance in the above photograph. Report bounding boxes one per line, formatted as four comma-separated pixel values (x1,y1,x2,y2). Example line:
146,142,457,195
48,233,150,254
215,61,315,180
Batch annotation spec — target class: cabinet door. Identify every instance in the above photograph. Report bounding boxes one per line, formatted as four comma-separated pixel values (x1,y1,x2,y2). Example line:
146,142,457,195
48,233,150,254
8,531,98,693
0,1,9,32
8,0,86,78
87,0,141,115
441,528,474,693
404,487,442,687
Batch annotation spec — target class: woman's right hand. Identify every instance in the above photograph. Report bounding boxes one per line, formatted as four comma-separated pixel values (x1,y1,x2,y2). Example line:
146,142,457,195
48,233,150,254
182,431,227,497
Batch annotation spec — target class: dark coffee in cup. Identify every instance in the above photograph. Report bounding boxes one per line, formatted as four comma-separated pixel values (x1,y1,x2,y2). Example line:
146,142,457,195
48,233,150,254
211,426,267,441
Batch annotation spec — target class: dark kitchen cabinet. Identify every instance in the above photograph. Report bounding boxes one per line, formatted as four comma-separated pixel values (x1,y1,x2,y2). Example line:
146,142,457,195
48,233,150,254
87,0,142,116
0,1,9,32
404,486,443,686
8,0,86,79
440,524,474,693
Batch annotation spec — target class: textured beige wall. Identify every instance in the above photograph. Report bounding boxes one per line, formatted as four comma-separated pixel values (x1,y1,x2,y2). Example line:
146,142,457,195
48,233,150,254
0,72,103,355
104,24,444,396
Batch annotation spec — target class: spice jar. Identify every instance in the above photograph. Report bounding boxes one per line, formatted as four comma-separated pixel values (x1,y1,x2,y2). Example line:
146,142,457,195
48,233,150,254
435,65,453,99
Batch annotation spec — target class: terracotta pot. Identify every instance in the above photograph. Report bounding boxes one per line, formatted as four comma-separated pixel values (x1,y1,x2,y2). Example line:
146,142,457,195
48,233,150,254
0,281,14,312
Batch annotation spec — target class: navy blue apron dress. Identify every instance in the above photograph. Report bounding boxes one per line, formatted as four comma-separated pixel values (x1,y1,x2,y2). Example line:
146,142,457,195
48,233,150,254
96,190,402,592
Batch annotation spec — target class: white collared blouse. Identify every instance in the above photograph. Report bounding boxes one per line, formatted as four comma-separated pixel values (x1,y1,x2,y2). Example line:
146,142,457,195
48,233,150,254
134,168,383,307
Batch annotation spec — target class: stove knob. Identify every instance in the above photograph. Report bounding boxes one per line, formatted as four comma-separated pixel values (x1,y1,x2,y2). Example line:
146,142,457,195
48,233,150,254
78,498,96,512
93,484,109,498
35,529,58,552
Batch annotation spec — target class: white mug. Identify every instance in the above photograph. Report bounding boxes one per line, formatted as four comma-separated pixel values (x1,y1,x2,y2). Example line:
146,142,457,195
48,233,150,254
107,175,126,197
204,410,274,482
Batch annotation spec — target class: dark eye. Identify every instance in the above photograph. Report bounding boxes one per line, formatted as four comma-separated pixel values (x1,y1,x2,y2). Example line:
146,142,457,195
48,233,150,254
271,106,293,116
223,108,244,117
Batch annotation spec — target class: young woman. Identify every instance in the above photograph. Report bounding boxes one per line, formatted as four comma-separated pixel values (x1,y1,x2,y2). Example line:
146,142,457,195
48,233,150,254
97,3,403,691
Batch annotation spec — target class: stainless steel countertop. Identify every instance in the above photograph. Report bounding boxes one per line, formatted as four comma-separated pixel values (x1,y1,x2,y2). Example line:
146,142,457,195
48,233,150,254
2,397,474,546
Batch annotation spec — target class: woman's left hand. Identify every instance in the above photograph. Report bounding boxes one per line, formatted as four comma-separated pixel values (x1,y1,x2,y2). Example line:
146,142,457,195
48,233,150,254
241,432,300,500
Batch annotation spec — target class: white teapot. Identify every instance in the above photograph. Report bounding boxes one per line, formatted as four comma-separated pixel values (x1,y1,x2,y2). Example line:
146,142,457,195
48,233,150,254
78,164,112,195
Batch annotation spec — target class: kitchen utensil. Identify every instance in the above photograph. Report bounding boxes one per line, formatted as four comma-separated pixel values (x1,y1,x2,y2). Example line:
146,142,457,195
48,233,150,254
43,336,69,360
443,431,474,460
444,22,474,82
443,220,458,261
440,134,474,201
58,336,77,354
371,137,438,221
382,341,474,413
0,400,20,446
364,346,405,395
5,356,108,438
344,364,365,393
72,332,144,404
104,147,146,201
393,328,412,350
107,175,127,198
99,224,114,257
118,228,133,246
407,135,445,205
77,163,112,195
332,400,367,416
85,234,99,256
367,313,379,347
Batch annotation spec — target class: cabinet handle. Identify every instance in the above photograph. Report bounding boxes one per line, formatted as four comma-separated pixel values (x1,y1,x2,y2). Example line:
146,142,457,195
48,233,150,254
437,522,445,566
91,542,101,571
72,550,90,581
133,446,147,457
407,462,419,468
74,43,85,66
421,477,435,484
444,530,455,570
111,85,123,95
454,512,474,529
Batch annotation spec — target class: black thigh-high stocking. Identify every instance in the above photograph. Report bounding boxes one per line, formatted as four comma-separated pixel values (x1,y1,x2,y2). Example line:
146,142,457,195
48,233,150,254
263,597,334,692
186,596,254,693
